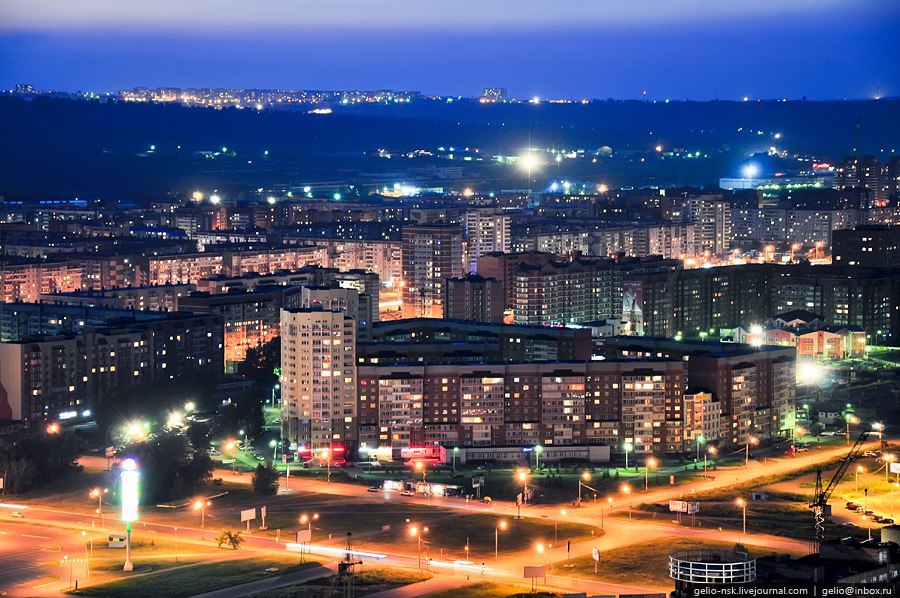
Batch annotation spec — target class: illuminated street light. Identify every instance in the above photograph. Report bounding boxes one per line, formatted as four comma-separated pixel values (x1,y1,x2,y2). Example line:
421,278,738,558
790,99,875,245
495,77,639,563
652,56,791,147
90,487,108,526
745,436,758,468
46,422,60,434
184,401,196,413
846,414,860,446
209,194,221,205
415,460,427,483
857,465,865,494
736,497,747,536
623,442,634,470
705,446,718,476
516,469,528,519
495,520,507,560
225,440,237,475
621,484,632,520
194,499,211,539
645,457,658,492
409,525,428,569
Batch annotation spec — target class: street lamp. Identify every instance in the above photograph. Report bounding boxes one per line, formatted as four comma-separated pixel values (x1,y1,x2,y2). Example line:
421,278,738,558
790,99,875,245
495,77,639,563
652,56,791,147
299,513,319,562
857,466,865,494
846,414,860,446
645,457,658,492
555,508,567,544
695,435,705,462
194,499,211,539
415,461,427,483
321,448,332,482
120,458,140,572
623,442,634,470
578,471,592,502
705,446,718,476
225,440,237,475
736,498,747,536
516,469,528,518
534,445,543,471
410,525,429,569
621,484,632,520
46,422,60,434
270,439,278,461
495,520,507,560
745,436,758,468
452,447,459,473
89,487,108,526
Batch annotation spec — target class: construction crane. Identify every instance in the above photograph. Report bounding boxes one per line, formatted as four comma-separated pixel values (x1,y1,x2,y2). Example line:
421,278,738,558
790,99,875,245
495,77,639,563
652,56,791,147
808,430,871,553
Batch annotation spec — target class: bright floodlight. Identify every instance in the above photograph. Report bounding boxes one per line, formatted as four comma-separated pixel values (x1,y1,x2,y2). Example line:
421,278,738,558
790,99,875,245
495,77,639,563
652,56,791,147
742,164,759,179
267,196,276,205
798,362,822,385
519,153,540,172
209,194,221,205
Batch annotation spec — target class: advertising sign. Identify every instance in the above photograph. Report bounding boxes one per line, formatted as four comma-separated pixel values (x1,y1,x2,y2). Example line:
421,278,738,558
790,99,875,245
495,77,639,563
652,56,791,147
240,508,256,523
524,565,546,579
120,458,139,522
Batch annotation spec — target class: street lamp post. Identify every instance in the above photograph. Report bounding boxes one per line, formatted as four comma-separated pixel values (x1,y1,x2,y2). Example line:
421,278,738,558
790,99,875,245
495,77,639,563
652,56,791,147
516,469,528,518
452,447,459,473
495,521,507,560
846,414,859,446
90,488,108,526
410,526,428,569
534,445,543,471
578,471,591,502
745,436,758,468
706,446,718,476
555,509,567,544
696,435,705,462
736,498,747,536
857,466,864,494
226,440,237,475
194,499,211,539
623,442,633,471
645,457,658,492
621,484,632,520
270,439,278,461
120,458,140,572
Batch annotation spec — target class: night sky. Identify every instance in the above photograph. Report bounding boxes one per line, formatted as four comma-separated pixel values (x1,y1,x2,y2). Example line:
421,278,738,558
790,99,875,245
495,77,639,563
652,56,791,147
1,0,898,100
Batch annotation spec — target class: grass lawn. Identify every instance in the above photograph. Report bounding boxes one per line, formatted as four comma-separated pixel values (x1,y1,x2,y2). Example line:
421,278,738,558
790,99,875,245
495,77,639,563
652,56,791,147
366,513,599,561
251,566,431,597
425,581,557,598
70,557,319,598
558,537,800,590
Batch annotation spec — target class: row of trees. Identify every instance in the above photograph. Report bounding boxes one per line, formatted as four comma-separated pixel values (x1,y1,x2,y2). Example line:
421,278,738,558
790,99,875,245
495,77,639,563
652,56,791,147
0,430,86,494
123,432,214,503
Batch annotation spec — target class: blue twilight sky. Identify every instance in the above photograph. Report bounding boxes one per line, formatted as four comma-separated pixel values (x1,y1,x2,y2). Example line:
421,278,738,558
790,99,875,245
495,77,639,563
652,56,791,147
1,0,898,100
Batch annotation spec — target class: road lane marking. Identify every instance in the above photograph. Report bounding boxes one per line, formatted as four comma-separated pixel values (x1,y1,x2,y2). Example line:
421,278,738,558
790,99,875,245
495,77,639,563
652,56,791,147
21,534,50,540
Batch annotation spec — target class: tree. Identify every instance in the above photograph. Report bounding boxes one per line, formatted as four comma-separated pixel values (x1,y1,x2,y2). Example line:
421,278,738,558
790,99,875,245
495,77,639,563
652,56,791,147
252,462,280,495
0,430,85,493
126,433,213,503
216,530,244,550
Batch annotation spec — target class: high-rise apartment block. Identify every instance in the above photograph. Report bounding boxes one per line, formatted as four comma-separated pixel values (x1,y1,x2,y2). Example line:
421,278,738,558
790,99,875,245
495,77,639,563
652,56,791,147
401,225,463,318
280,307,357,452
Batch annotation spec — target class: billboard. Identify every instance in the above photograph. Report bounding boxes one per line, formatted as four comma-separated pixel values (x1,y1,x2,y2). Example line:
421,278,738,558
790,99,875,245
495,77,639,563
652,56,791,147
240,508,256,523
524,565,546,579
621,280,644,336
891,462,900,474
669,500,700,514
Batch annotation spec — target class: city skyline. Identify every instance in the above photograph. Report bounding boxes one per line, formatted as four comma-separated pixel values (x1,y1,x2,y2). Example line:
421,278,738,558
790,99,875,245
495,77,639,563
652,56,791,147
1,0,898,100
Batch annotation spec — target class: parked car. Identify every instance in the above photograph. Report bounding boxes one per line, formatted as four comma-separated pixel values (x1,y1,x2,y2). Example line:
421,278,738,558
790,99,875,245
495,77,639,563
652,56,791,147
846,502,861,510
864,510,875,516
253,453,265,461
10,511,24,518
400,490,414,497
367,486,380,492
863,451,878,457
209,448,221,456
873,515,884,523
881,518,895,525
784,449,795,456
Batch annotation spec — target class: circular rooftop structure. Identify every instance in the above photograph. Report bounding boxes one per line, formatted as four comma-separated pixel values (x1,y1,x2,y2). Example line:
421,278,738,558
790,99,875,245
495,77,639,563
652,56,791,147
670,548,756,585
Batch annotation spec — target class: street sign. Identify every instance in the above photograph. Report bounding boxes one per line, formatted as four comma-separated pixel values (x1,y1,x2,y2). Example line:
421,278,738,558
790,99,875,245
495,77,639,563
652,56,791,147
890,462,900,474
524,565,546,579
592,546,601,562
282,454,287,465
688,502,700,514
105,446,116,458
296,529,311,543
240,508,256,523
